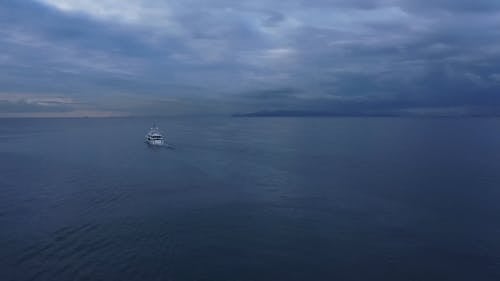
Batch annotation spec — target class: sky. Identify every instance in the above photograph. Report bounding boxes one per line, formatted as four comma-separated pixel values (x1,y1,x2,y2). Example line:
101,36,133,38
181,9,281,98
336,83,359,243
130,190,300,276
1,0,500,117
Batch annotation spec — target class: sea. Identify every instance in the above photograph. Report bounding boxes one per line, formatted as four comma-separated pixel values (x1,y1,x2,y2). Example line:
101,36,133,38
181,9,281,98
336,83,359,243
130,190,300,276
1,117,500,281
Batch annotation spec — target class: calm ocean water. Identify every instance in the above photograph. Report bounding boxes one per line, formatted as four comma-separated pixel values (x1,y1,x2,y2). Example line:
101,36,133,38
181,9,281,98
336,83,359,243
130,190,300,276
1,117,500,281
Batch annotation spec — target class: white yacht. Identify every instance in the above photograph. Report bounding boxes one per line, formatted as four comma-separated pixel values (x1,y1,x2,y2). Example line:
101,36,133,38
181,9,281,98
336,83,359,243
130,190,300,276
145,125,165,146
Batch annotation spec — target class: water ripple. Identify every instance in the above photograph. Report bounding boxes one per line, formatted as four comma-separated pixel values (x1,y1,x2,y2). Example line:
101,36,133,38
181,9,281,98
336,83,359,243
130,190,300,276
13,219,174,281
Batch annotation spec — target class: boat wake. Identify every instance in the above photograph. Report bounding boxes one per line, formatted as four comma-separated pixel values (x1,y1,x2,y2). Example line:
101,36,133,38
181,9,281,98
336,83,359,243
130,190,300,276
145,142,175,150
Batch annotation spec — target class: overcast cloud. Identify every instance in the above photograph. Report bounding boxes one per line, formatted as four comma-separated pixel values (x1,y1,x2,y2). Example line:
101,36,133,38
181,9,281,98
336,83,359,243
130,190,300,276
1,0,500,116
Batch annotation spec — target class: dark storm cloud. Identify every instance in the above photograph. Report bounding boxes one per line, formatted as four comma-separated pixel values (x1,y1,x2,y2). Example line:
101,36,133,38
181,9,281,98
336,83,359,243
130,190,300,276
1,0,500,116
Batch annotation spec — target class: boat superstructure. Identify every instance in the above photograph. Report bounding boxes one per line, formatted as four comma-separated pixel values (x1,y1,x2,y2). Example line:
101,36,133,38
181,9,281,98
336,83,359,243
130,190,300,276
145,125,165,146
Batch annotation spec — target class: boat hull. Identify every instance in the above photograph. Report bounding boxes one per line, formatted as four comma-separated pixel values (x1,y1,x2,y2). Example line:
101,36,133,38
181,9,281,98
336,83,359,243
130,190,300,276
146,139,165,146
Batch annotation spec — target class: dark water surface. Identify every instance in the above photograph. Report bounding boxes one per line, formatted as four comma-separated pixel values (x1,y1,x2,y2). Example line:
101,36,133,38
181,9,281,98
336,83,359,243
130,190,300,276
1,117,500,281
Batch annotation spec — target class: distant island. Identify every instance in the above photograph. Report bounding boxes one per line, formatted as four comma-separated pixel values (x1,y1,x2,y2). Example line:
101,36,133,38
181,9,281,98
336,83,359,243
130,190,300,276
232,110,401,117
232,110,500,118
